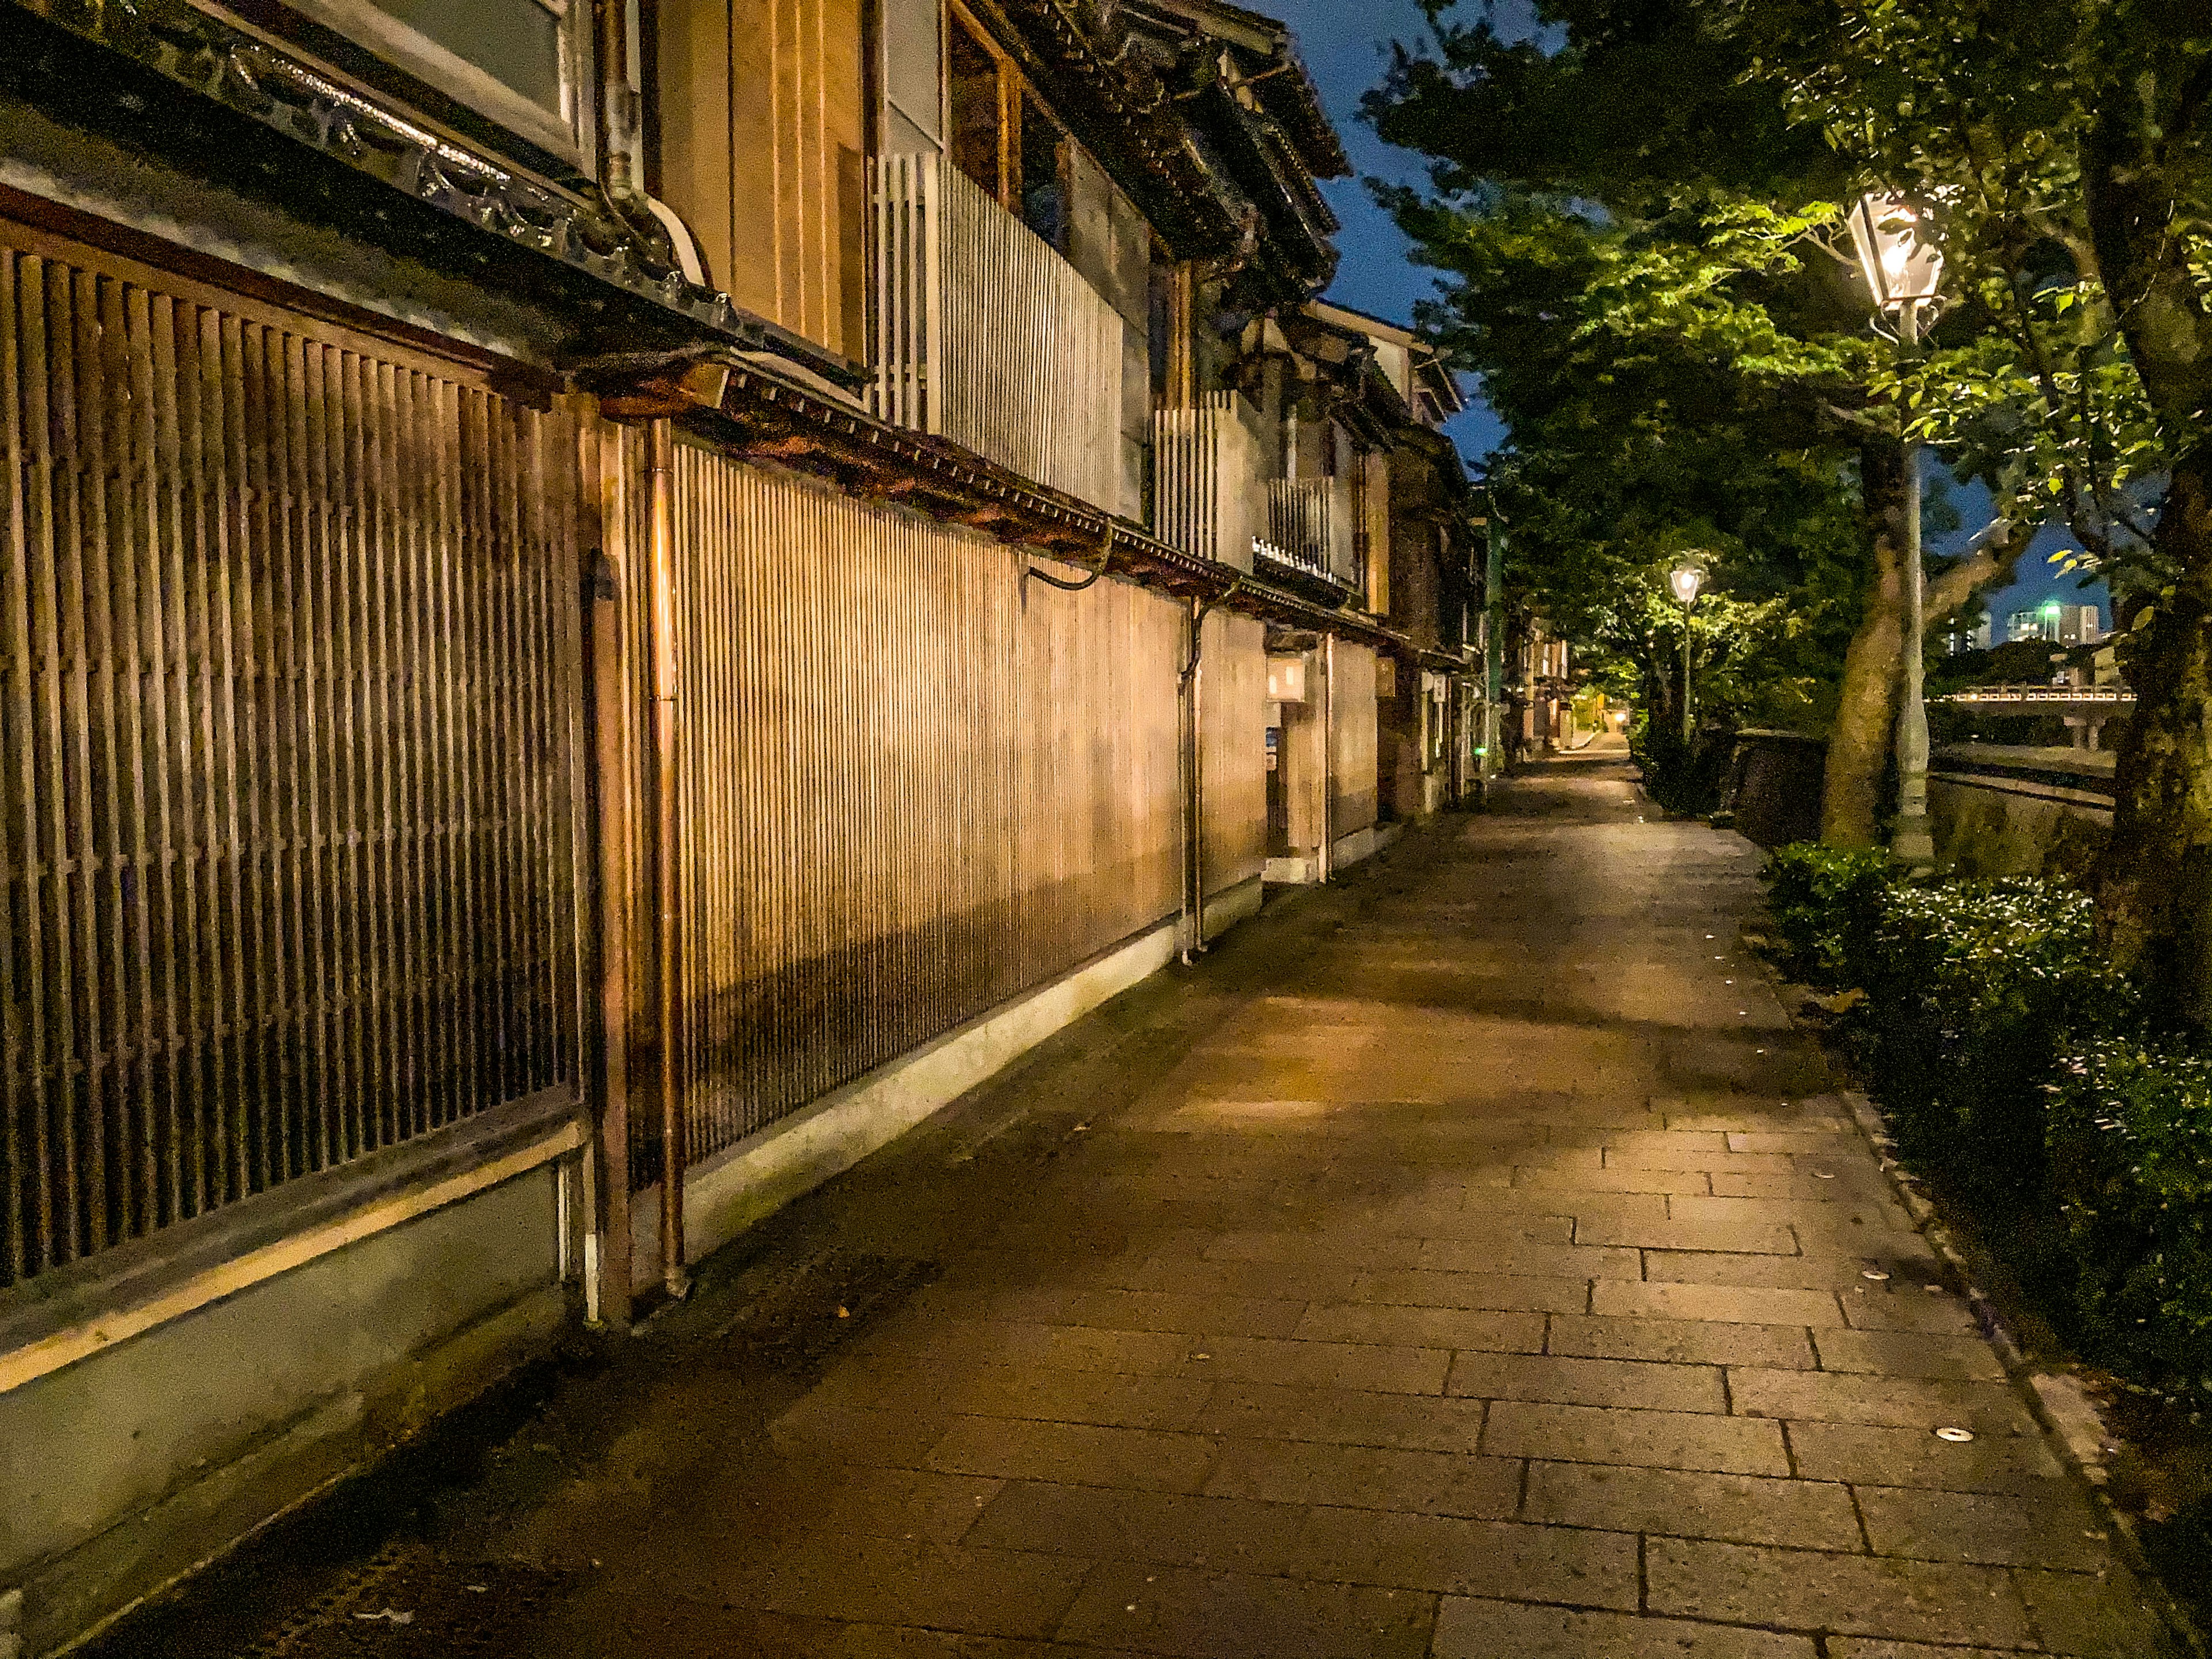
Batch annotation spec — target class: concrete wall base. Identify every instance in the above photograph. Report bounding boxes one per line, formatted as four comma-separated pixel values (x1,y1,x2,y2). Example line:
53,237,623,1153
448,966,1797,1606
2,1165,569,1658
637,918,1180,1275
1200,874,1264,942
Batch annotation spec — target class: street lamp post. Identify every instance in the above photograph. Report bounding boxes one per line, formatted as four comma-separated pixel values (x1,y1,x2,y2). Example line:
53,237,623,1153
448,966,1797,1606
1668,561,1704,747
1846,194,1945,871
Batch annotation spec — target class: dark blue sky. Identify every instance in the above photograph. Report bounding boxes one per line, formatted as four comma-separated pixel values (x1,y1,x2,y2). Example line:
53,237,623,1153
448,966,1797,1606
1264,0,2107,627
1262,0,1520,463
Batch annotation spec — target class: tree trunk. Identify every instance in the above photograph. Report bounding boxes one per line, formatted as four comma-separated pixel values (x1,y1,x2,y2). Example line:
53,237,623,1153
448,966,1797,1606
2093,460,2212,1028
1821,444,1908,846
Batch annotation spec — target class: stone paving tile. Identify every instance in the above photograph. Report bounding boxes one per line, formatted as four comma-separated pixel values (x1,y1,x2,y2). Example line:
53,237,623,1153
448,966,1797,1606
978,1286,1312,1339
1348,1269,1593,1315
1184,1334,1452,1393
1709,1171,1899,1202
769,1467,1007,1546
2014,1567,2179,1657
1202,1438,1522,1517
1854,1486,2113,1570
1729,1369,2036,1434
1726,1131,1868,1155
1482,1400,1791,1476
1645,1539,2036,1647
769,1398,956,1466
1825,1643,2021,1659
731,1536,1094,1641
1416,1239,1645,1279
1607,1148,1801,1174
806,1357,1215,1431
1785,1421,2068,1494
1548,1313,1817,1369
625,1607,1101,1657
1810,1328,2008,1381
1675,1194,1915,1229
923,1416,1221,1493
1055,1566,1434,1658
1841,1290,1984,1336
1196,1381,1488,1453
1512,1164,1713,1195
1433,1597,1819,1658
1286,1507,1639,1607
1445,1350,1728,1412
1574,1216,1802,1255
1110,1255,1368,1302
1593,1281,1847,1328
853,1317,1200,1376
1646,1251,1942,1293
1521,1460,1862,1549
964,1482,1305,1574
1292,1302,1547,1353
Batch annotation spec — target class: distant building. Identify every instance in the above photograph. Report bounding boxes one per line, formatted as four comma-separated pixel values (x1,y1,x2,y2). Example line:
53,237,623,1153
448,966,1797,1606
1944,615,1993,654
2054,604,2104,645
2007,603,2104,645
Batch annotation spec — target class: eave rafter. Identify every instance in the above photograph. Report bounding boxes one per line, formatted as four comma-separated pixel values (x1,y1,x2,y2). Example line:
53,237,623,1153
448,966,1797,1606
581,354,1446,662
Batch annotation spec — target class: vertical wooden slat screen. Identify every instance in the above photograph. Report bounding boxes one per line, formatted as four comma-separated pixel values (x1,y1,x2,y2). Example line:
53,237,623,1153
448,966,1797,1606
1152,394,1256,570
1328,642,1380,846
1199,612,1267,903
652,444,1178,1174
0,224,581,1289
872,155,1123,512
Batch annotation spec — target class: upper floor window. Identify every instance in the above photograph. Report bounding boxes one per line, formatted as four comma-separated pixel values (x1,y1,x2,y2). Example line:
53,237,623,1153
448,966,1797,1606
286,0,584,159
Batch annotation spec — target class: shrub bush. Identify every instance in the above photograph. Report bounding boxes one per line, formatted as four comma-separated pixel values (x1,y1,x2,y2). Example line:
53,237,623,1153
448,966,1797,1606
1857,879,2141,1202
2047,1041,2212,1403
1762,843,1893,988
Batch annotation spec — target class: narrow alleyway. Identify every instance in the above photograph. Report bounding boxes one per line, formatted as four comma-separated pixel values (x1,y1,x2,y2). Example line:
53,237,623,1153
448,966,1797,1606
101,753,2175,1659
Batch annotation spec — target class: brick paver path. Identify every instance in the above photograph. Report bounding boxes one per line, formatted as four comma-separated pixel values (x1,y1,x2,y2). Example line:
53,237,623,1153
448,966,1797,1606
382,753,2178,1656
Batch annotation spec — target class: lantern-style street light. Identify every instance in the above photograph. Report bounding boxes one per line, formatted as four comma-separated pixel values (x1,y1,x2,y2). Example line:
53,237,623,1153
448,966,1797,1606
1846,192,1945,870
1669,559,1704,747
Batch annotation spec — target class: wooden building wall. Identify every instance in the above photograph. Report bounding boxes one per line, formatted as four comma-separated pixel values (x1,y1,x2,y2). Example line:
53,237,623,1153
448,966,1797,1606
1200,612,1267,900
605,442,1184,1177
1330,642,1380,844
655,0,869,362
0,216,585,1287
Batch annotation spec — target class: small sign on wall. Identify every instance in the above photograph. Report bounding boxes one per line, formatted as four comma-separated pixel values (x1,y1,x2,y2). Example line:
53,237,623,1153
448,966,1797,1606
1377,658,1397,699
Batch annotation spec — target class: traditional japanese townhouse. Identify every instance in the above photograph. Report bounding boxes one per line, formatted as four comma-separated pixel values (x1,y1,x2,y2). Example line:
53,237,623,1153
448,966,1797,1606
1300,300,1482,825
0,0,1458,1650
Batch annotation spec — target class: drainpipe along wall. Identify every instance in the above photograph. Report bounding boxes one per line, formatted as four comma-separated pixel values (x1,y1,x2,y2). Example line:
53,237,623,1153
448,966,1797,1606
586,546,635,1328
1319,635,1335,882
1180,599,1206,961
647,418,688,1297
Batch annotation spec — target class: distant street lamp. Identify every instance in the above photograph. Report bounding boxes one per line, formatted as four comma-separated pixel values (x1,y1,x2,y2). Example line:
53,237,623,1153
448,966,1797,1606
1846,192,1945,871
1669,560,1705,747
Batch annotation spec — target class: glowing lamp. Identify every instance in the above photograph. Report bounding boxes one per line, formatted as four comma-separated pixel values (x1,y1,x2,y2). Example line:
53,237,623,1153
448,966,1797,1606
1668,563,1705,607
1846,194,1945,313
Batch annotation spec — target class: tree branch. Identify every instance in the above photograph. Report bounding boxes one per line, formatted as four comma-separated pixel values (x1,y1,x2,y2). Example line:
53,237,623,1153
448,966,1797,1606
1925,514,2036,623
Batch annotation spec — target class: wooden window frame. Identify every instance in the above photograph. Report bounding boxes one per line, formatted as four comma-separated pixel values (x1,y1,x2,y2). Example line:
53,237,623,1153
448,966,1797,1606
272,0,592,163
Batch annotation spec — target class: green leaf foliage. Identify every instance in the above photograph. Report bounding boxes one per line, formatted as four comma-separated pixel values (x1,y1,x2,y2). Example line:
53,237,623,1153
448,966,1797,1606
2048,1041,2212,1404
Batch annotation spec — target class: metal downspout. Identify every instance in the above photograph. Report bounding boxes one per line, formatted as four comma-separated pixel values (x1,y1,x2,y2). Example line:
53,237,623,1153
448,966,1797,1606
1179,584,1238,962
647,419,688,1298
1319,634,1335,882
1179,599,1207,964
586,550,634,1328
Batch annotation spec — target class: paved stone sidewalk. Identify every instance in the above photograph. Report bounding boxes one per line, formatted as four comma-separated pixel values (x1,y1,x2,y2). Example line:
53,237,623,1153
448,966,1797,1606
124,752,2176,1657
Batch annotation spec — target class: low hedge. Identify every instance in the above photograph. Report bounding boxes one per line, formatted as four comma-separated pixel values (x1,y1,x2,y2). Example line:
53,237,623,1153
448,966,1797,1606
2047,1041,2212,1401
1760,844,2206,1404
